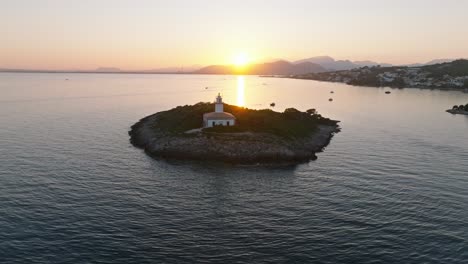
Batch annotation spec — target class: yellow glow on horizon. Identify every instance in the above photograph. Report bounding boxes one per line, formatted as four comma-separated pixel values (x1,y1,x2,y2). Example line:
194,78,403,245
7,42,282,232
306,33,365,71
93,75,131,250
237,76,245,107
233,52,250,67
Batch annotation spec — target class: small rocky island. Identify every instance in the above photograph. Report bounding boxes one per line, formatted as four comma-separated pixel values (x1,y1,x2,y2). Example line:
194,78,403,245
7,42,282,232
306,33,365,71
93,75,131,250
129,94,340,164
447,104,468,115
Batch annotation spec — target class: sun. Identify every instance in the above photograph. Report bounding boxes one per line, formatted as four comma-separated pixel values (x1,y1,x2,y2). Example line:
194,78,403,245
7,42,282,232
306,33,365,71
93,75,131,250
233,52,249,67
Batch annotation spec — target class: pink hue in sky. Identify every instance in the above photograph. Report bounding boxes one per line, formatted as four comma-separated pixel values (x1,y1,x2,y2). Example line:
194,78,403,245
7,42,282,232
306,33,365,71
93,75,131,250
1,0,468,70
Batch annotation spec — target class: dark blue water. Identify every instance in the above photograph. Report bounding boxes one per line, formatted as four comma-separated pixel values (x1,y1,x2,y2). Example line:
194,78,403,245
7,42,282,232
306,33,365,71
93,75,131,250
1,73,467,263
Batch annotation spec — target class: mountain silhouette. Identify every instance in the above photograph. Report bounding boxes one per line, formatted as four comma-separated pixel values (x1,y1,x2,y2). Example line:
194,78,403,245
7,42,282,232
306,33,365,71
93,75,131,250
195,60,325,75
294,56,391,71
95,67,121,72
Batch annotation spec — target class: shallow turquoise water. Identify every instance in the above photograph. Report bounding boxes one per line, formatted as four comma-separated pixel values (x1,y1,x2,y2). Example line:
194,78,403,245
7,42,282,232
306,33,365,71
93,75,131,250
1,73,467,263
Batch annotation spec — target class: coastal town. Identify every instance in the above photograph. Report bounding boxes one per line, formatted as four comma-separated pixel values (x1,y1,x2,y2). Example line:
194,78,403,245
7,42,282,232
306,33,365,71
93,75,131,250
293,59,468,91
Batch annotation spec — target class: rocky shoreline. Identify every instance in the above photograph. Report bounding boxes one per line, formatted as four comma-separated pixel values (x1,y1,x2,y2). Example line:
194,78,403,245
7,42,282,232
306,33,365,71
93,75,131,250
129,112,340,164
446,109,468,115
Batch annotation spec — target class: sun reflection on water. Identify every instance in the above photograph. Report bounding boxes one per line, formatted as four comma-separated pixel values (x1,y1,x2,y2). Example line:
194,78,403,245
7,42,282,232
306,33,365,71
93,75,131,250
237,76,245,107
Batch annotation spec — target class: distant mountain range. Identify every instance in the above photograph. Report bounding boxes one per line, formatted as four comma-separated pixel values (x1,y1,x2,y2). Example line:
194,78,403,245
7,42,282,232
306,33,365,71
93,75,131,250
0,67,198,74
194,60,326,75
292,57,462,71
93,65,201,73
1,57,463,75
404,59,456,67
95,67,121,72
194,56,465,75
194,56,391,75
293,56,392,71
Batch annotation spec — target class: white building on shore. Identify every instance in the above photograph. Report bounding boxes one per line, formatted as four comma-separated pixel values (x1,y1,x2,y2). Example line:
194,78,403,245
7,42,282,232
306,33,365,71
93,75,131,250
203,93,236,127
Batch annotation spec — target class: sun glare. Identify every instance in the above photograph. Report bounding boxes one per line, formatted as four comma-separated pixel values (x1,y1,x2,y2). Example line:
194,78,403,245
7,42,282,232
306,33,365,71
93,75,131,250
233,53,249,67
237,76,245,106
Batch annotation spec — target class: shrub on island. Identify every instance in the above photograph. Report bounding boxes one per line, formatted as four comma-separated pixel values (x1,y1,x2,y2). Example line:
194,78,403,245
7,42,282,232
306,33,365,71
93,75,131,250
452,104,468,111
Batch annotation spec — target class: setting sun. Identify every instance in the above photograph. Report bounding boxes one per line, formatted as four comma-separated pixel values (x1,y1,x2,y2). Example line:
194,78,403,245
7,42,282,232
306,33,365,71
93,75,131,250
233,52,249,67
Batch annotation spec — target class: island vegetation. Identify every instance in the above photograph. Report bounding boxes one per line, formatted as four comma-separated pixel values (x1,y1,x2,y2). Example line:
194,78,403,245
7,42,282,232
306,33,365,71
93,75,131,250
129,103,340,164
447,104,468,115
292,59,468,90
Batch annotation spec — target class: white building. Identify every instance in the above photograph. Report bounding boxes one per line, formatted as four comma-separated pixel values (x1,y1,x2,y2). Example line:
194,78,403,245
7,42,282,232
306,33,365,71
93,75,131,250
203,93,236,127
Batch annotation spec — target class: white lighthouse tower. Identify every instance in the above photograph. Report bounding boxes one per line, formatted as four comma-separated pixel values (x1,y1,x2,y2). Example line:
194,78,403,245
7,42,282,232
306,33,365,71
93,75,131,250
202,93,236,127
215,93,223,112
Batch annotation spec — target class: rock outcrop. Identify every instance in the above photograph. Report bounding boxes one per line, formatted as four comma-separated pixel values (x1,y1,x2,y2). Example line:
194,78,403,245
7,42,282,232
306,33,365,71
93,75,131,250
446,109,468,115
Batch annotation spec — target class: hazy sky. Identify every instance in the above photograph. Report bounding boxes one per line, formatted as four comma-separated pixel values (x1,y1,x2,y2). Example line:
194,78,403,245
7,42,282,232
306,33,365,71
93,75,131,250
1,0,468,70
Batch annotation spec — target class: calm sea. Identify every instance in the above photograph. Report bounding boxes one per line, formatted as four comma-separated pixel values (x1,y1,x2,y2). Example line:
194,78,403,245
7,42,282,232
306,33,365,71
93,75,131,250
1,73,467,263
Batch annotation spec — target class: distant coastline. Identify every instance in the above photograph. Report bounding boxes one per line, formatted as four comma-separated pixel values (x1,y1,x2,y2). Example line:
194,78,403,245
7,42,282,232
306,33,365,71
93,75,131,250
289,59,468,91
4,59,468,93
0,69,193,75
3,57,466,79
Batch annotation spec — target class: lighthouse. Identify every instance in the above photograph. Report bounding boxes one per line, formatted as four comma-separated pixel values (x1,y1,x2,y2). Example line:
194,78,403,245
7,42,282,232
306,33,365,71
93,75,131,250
215,93,224,112
203,93,236,128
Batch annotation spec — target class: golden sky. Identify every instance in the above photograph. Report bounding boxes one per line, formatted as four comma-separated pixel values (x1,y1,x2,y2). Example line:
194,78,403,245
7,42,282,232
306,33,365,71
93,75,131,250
1,0,468,70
